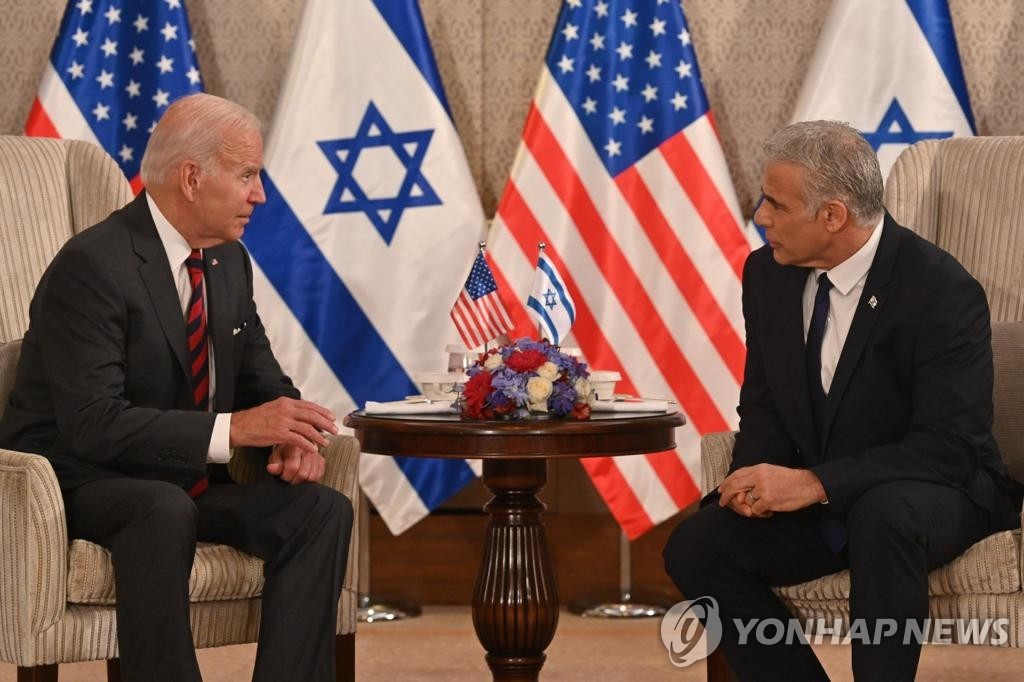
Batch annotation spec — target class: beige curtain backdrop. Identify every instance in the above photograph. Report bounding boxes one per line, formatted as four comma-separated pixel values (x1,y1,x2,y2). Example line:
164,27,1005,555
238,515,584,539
2,0,1022,219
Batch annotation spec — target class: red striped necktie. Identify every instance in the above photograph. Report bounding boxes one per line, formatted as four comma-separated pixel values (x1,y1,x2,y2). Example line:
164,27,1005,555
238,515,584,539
185,248,210,498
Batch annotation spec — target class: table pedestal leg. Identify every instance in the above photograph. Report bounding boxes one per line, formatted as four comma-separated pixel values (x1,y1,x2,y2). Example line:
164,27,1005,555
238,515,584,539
473,458,558,682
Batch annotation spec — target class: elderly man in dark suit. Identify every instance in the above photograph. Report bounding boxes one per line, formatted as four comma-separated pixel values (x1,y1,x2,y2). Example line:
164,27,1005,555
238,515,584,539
663,120,1021,681
0,94,352,682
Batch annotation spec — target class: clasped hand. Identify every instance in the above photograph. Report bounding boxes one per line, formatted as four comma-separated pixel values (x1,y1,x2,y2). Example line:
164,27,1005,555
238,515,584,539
267,443,326,484
230,397,337,484
717,463,827,518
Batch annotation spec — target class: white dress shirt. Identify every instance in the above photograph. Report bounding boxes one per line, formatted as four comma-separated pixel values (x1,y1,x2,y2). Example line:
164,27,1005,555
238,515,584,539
147,194,232,463
802,216,885,394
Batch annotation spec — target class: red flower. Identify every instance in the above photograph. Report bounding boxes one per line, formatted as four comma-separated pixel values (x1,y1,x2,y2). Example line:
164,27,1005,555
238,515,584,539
505,349,548,373
570,402,591,420
463,371,494,419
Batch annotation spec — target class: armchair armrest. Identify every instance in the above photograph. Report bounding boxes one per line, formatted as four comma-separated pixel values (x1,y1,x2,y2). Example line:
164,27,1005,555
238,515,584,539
319,435,361,597
0,448,68,648
700,431,736,497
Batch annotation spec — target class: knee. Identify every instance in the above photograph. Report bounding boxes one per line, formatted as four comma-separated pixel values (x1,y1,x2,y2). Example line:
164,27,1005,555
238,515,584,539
663,507,728,592
303,484,353,535
112,482,197,554
846,484,924,554
137,482,198,528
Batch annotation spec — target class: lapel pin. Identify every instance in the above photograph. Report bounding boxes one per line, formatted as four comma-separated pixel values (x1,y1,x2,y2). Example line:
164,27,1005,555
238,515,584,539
210,258,219,266
868,295,878,309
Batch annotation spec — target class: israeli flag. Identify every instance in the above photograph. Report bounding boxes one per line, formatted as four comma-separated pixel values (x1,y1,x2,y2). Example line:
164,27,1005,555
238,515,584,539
243,0,483,535
527,251,576,346
792,0,974,178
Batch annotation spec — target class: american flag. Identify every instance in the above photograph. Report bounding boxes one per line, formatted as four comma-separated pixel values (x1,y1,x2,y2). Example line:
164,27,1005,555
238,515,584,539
450,250,514,350
26,0,203,192
488,0,760,539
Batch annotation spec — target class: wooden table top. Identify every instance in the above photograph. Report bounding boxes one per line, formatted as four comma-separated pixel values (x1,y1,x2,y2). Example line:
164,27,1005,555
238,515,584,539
344,410,686,460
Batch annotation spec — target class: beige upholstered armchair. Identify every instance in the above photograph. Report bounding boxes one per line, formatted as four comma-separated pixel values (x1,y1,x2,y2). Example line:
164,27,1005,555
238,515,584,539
0,136,360,681
701,136,1024,675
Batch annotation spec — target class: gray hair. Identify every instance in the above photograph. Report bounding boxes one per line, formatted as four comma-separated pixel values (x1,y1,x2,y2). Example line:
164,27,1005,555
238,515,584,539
140,93,262,187
762,120,884,226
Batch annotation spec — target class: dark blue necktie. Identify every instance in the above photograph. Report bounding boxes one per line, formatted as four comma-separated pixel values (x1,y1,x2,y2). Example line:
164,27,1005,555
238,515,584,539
806,273,833,437
806,273,846,553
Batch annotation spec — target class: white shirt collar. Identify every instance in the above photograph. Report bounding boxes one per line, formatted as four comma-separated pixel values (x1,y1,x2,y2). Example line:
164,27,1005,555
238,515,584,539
146,192,194,267
816,214,885,295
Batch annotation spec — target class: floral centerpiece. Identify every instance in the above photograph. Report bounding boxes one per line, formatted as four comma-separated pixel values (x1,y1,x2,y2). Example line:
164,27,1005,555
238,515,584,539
460,338,593,420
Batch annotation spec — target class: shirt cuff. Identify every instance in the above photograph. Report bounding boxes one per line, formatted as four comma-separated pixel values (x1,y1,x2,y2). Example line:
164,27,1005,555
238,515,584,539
207,413,233,463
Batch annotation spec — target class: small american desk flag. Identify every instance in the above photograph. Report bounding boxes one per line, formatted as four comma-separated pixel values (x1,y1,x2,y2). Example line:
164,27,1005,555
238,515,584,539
451,250,514,349
26,0,203,192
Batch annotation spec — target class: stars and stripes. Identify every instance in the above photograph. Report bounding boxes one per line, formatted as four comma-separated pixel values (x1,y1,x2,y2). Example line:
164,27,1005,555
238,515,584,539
26,0,203,192
488,0,760,539
450,250,514,350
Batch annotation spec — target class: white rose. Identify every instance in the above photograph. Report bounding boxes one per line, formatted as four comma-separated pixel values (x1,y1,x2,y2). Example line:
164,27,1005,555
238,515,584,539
573,377,594,405
536,361,559,381
526,376,553,411
483,353,504,371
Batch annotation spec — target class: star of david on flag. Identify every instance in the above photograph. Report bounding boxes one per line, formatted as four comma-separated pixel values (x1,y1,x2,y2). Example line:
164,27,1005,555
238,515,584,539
243,0,484,535
26,0,203,193
791,0,974,178
318,101,440,245
527,250,575,346
486,0,756,539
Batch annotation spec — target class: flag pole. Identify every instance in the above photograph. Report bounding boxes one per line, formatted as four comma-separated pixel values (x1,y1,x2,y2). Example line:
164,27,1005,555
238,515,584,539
357,491,422,623
536,242,546,343
568,529,673,618
479,241,489,355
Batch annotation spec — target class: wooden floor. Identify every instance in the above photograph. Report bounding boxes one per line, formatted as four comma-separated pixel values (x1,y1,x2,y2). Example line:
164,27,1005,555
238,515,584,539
4,606,1024,681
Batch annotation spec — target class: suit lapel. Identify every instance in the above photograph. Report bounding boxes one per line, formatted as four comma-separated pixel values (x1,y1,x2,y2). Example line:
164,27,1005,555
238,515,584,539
772,264,822,460
130,193,191,381
204,245,235,411
821,214,900,447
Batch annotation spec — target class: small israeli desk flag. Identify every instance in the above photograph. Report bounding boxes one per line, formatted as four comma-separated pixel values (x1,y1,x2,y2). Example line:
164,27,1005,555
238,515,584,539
527,244,576,345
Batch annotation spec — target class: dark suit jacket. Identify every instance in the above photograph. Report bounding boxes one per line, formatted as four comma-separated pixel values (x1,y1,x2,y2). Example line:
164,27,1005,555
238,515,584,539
0,192,299,493
732,212,1021,526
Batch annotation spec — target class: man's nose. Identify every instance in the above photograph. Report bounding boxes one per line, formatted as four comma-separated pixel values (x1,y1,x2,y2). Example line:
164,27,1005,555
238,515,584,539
753,205,768,227
251,173,267,205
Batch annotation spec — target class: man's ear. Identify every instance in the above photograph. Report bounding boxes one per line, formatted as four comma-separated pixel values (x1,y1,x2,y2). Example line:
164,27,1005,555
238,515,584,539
822,199,849,233
179,160,202,202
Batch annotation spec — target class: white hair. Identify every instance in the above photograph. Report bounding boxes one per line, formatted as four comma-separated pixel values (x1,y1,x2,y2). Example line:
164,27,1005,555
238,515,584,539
140,93,261,187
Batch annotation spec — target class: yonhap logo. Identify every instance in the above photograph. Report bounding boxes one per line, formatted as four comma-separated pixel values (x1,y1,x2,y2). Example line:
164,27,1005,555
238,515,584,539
660,596,723,667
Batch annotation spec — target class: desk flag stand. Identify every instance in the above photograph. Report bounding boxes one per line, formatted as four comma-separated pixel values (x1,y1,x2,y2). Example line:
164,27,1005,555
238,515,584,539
568,529,673,618
357,492,422,622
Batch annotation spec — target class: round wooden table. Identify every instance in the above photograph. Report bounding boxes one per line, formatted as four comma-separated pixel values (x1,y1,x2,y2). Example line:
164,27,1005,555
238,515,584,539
344,410,685,681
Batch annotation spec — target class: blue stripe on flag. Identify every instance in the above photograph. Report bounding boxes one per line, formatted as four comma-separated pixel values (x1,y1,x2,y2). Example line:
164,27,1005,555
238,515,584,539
538,258,575,323
243,172,417,406
526,296,560,344
370,0,452,118
393,456,477,509
905,0,976,133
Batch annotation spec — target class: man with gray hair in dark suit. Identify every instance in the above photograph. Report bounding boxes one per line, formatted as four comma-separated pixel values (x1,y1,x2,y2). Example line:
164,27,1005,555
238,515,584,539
663,120,1021,681
0,93,353,681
